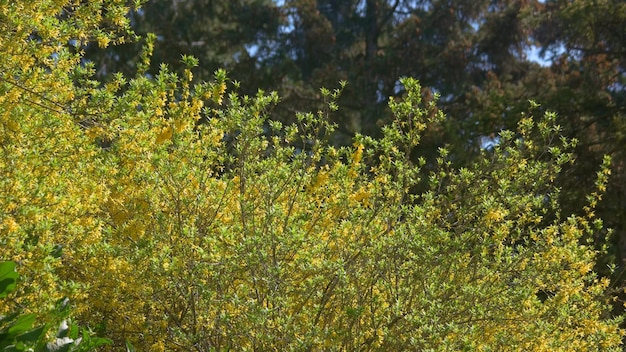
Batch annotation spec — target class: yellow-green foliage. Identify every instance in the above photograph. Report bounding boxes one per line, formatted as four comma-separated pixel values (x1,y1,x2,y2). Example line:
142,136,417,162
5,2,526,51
0,0,136,318
0,2,623,351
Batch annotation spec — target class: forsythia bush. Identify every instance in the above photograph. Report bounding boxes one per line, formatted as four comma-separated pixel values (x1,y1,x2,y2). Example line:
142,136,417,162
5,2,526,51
1,1,623,351
0,0,134,334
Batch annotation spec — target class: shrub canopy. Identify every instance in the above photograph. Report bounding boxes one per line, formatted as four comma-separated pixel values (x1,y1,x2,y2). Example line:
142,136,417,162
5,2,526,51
0,1,623,350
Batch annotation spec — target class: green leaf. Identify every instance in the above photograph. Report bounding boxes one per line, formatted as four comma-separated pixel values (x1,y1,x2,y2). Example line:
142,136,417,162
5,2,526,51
14,325,45,345
0,311,21,326
0,261,18,298
78,330,112,351
180,55,199,68
125,339,136,352
7,314,36,336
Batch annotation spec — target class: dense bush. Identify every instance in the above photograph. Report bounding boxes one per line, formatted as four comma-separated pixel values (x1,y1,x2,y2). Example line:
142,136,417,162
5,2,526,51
0,1,623,350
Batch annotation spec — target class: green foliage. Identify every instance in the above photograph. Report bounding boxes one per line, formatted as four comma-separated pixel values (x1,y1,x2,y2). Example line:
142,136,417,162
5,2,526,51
0,262,42,352
0,262,111,351
0,262,18,299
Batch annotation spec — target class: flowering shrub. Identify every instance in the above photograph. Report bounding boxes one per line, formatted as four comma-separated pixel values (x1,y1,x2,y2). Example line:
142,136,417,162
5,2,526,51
0,1,623,351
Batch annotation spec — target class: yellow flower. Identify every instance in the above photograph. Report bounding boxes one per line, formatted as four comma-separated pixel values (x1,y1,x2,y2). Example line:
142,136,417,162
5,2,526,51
484,208,505,225
3,217,19,233
156,125,173,144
